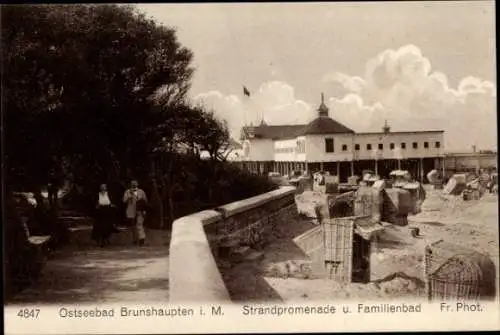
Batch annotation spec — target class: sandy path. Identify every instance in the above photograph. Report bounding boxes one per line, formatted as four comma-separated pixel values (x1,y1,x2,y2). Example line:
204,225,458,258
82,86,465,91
6,226,171,305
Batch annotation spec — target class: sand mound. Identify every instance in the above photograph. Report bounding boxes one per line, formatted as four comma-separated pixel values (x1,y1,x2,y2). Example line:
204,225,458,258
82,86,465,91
262,260,314,279
295,191,326,218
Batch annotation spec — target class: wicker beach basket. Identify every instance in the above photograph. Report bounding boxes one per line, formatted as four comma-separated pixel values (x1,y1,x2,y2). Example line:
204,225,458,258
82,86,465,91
323,217,354,283
424,240,496,301
322,216,375,283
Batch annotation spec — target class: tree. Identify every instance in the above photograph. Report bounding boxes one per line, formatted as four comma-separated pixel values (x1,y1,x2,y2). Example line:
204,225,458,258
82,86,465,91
145,96,231,227
3,4,194,193
3,4,275,232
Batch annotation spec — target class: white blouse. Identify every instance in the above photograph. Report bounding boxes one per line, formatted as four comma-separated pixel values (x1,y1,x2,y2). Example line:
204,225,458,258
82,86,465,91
98,192,111,206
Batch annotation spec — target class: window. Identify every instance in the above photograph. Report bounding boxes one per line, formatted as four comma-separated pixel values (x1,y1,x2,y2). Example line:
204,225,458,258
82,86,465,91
390,143,395,150
378,143,383,150
424,141,429,149
354,144,360,151
325,138,334,153
342,144,348,151
296,140,306,153
413,142,418,149
366,143,372,150
401,142,406,149
276,147,295,153
435,141,441,148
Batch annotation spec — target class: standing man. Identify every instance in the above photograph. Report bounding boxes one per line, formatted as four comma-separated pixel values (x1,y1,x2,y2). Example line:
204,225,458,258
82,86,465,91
123,180,148,246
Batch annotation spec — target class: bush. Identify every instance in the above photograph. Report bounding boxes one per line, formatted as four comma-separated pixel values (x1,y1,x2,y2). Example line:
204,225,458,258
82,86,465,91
57,155,278,229
143,156,278,228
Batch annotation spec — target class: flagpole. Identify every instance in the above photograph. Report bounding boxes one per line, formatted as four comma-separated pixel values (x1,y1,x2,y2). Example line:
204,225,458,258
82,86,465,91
243,85,251,127
242,95,248,128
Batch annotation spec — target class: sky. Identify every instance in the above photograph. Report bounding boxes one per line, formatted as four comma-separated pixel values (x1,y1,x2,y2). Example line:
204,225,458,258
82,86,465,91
136,1,497,151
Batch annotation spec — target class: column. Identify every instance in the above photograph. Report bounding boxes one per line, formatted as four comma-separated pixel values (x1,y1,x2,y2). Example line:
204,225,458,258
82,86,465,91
441,157,445,177
420,158,424,183
374,160,378,176
350,160,354,177
398,159,401,170
320,161,324,172
336,161,340,179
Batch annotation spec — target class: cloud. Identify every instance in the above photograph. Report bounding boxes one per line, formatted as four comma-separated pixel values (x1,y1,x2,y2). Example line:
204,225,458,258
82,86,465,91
327,94,385,132
194,81,316,140
322,72,365,94
193,90,246,139
196,45,496,151
323,44,496,151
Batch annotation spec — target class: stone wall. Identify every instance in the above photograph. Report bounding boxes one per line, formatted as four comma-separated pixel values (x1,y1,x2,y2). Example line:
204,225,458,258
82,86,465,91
169,186,297,302
206,186,297,256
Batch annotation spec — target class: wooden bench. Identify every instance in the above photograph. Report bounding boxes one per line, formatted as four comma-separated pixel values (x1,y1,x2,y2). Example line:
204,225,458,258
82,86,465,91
21,217,52,279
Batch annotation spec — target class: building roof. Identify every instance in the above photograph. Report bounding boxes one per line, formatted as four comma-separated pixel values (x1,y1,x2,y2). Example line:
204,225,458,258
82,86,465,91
241,124,306,140
303,116,354,135
241,117,354,140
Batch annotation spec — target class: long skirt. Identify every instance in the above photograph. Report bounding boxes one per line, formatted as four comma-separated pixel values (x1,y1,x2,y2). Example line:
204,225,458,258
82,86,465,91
92,206,115,243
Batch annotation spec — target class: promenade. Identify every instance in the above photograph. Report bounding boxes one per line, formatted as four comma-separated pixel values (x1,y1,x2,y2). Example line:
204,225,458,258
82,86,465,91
7,224,171,305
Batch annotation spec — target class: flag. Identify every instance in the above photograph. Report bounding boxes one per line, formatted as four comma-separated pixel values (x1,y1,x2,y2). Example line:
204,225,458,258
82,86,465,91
243,86,251,97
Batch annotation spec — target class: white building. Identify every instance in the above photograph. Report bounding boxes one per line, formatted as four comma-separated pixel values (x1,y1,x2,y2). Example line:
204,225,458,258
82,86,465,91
443,151,497,173
238,94,445,183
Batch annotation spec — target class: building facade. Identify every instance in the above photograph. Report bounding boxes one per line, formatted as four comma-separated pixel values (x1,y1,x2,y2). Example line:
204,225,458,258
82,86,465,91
238,94,446,183
443,151,497,174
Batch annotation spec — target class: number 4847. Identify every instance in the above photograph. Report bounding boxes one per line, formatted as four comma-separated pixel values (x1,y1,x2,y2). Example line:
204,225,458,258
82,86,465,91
18,308,40,319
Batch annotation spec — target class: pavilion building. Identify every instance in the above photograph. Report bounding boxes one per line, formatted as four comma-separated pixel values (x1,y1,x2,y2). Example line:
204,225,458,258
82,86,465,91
238,93,445,183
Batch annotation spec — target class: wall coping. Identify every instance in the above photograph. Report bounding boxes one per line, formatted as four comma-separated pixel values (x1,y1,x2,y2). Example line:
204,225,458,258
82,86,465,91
169,210,230,302
216,186,295,217
169,185,297,302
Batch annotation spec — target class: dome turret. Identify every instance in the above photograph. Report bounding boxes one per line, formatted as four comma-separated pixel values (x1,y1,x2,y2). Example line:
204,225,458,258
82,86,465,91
318,92,329,117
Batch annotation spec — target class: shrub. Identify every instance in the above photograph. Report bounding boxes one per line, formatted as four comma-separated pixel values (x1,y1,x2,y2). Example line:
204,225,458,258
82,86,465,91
56,155,278,229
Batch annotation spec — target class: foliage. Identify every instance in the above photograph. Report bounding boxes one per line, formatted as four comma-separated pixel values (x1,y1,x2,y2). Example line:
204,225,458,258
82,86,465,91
3,4,194,189
144,155,277,228
3,4,277,231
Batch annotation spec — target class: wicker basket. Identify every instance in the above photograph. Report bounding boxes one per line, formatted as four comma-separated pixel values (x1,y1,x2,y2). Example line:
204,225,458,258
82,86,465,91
354,186,382,222
323,217,354,283
425,240,497,301
322,216,374,283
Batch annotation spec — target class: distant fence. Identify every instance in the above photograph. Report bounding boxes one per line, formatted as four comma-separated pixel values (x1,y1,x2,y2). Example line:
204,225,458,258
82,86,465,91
169,186,297,302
